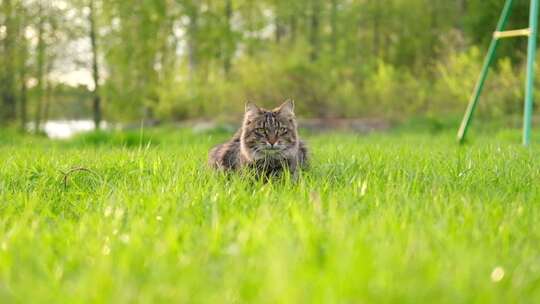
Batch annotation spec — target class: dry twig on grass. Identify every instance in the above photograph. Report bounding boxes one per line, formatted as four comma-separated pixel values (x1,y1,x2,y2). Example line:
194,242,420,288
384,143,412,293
60,167,100,189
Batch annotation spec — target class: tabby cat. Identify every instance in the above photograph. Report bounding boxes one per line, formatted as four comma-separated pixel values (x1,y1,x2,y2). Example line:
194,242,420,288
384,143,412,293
208,100,308,177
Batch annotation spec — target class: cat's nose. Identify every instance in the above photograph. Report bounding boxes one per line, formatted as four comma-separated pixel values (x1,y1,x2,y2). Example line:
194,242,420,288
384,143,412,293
267,136,277,145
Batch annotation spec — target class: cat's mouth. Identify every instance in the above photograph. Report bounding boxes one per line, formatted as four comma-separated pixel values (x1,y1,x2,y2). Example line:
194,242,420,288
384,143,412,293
263,148,280,154
261,147,283,156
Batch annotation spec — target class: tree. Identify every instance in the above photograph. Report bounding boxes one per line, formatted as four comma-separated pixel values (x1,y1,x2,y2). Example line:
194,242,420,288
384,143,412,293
1,0,17,124
184,0,199,76
309,0,321,61
89,0,102,129
33,1,45,133
330,0,339,54
16,2,29,131
223,0,233,75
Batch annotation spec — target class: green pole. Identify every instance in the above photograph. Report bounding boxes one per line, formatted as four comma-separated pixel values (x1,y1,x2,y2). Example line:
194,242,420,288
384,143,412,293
457,0,514,144
523,0,539,146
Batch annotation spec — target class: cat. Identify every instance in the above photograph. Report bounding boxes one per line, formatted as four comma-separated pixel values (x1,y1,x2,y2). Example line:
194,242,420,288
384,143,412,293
208,100,308,178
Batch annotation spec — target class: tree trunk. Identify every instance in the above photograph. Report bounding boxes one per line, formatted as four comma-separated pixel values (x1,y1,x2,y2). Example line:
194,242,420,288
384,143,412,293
372,0,381,58
289,14,297,44
16,3,28,132
274,4,284,44
34,3,45,134
246,1,256,56
187,2,199,77
42,72,52,125
457,0,467,42
331,0,338,53
2,0,17,124
274,16,281,43
309,0,320,61
19,76,27,132
89,0,102,130
223,0,232,75
430,0,439,57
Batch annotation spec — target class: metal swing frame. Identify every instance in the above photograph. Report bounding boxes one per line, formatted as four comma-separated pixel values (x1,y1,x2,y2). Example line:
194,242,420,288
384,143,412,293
457,0,539,146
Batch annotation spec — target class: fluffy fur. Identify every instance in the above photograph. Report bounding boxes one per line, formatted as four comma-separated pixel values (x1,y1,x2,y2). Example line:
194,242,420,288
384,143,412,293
208,100,308,177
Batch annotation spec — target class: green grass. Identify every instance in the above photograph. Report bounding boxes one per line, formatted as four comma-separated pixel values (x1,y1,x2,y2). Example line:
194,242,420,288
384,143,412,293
1,128,540,303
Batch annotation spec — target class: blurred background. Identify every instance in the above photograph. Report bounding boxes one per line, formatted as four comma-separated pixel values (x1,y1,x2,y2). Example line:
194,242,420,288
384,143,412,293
0,0,536,138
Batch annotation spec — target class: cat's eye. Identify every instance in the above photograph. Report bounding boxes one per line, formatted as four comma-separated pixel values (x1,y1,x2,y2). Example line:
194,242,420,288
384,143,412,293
280,127,288,134
254,128,266,136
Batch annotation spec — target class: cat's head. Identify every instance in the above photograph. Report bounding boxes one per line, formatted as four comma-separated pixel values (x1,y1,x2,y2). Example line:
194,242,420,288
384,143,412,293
240,100,299,161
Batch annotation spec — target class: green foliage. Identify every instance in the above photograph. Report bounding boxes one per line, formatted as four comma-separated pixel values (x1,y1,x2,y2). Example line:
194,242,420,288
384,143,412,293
362,61,430,119
0,0,535,124
433,46,524,118
1,130,540,302
157,43,527,123
434,46,483,112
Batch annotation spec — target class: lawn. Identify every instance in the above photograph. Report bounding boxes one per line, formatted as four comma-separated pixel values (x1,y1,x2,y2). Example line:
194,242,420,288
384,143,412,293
0,128,539,303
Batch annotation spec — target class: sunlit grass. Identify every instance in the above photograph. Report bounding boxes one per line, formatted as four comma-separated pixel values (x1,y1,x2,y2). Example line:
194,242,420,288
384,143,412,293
0,128,539,303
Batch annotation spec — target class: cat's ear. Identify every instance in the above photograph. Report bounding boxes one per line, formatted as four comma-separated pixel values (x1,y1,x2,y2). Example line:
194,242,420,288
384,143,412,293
276,99,295,115
245,102,261,114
